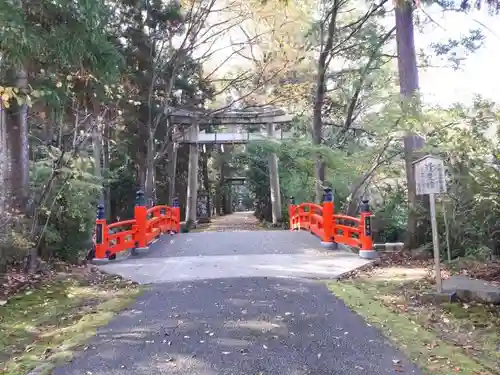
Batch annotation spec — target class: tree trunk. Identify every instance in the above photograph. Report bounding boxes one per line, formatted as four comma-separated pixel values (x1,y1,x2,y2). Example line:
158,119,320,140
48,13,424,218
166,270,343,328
8,68,33,271
0,103,6,271
166,140,178,205
267,123,282,223
394,2,427,249
202,150,211,217
6,70,30,213
92,116,104,204
102,114,111,219
312,52,327,203
144,131,156,206
0,103,7,217
217,153,225,215
215,186,222,216
136,150,146,192
185,124,199,222
312,2,339,202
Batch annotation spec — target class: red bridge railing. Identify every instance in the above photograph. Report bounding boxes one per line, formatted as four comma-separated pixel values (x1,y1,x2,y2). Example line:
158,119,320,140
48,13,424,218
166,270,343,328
289,188,377,259
93,190,180,261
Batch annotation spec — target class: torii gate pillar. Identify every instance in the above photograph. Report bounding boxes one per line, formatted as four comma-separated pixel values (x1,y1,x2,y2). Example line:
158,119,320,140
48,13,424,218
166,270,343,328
267,123,282,223
185,123,199,223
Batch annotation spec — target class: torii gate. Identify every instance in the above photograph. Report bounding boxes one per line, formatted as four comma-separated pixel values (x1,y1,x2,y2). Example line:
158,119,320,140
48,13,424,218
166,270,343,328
168,106,293,224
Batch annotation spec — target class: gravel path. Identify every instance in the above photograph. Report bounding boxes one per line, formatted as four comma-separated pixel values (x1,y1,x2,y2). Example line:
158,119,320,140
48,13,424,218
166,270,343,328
53,212,422,375
194,212,262,232
98,230,371,283
54,277,422,375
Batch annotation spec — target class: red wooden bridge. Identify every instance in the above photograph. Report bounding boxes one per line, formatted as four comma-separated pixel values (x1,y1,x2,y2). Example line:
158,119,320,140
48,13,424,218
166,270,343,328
91,188,376,262
92,191,180,261
288,188,376,259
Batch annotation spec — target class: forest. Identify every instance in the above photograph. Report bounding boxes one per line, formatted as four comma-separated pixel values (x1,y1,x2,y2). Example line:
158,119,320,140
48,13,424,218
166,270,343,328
3,1,500,374
1,0,500,272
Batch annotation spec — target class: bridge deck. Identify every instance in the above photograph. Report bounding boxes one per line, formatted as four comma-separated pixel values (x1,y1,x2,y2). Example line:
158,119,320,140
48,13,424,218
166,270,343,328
54,213,422,375
98,229,370,284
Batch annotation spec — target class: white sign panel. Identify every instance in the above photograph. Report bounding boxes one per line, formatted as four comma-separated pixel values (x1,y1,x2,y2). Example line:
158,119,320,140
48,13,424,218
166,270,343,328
414,155,447,195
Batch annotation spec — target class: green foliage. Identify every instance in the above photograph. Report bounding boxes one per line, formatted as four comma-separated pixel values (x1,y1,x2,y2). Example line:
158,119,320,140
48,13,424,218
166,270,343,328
241,139,360,224
425,97,500,258
430,29,485,70
0,0,217,267
30,146,101,261
241,94,500,261
0,0,498,272
371,184,408,243
107,144,137,220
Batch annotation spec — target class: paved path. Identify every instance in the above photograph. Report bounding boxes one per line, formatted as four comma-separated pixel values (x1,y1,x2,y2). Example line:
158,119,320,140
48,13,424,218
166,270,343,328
194,211,262,232
98,227,371,284
55,212,422,375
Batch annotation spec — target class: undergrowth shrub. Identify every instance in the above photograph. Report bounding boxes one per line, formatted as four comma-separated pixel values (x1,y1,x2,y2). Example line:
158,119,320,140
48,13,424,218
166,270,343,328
30,146,100,262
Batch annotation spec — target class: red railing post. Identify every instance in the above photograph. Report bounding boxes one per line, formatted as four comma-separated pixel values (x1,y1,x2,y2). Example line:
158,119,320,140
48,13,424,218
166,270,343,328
172,197,181,233
306,204,314,233
321,187,336,249
359,199,377,258
94,204,109,259
134,190,148,250
288,196,296,230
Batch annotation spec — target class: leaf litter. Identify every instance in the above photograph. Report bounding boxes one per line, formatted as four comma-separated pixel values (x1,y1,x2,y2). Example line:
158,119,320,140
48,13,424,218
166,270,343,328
0,264,142,375
328,252,500,375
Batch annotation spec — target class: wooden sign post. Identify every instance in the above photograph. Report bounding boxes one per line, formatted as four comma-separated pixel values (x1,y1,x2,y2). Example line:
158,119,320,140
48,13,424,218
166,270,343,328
413,155,447,293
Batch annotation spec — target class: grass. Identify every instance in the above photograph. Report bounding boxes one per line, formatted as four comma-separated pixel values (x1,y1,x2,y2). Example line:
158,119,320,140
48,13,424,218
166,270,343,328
327,266,500,375
0,270,143,375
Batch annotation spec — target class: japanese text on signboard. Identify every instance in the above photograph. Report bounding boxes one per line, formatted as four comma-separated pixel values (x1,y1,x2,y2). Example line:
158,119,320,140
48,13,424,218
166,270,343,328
415,157,446,195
